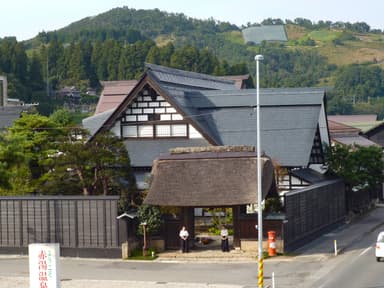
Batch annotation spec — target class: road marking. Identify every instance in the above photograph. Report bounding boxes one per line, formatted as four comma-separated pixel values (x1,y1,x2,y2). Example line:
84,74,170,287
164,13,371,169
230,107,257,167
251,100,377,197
359,246,371,257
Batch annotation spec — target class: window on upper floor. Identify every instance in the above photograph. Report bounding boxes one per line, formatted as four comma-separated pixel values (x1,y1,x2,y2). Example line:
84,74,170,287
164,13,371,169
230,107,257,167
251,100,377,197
119,84,199,139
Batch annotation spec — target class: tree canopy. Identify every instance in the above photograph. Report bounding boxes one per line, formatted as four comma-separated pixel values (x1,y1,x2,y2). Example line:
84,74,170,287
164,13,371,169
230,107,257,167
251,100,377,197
0,111,138,210
325,144,384,190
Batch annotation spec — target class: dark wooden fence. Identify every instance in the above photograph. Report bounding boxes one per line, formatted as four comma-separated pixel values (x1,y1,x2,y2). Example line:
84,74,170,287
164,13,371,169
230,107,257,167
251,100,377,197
283,179,345,251
0,180,347,256
0,196,123,258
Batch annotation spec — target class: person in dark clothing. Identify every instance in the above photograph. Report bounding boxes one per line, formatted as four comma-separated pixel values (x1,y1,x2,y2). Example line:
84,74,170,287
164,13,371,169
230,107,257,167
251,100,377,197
220,225,229,252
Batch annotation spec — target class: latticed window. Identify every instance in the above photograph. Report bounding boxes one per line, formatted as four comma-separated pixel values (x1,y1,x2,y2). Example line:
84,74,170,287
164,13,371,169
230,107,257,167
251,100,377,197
120,84,195,139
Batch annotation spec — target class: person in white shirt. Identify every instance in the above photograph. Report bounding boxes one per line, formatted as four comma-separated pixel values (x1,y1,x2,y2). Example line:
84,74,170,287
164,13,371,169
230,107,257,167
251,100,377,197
179,226,189,253
220,225,229,252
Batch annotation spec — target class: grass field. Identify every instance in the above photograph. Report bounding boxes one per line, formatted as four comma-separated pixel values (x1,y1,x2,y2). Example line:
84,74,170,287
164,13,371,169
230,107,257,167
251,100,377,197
285,25,384,67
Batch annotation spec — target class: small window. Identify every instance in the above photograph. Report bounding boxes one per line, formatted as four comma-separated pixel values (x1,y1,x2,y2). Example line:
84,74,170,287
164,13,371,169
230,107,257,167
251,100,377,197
123,126,137,137
160,114,171,121
172,124,187,137
156,125,171,137
125,115,136,122
131,108,141,114
138,125,153,137
137,115,148,121
138,102,148,108
143,108,154,114
155,108,166,114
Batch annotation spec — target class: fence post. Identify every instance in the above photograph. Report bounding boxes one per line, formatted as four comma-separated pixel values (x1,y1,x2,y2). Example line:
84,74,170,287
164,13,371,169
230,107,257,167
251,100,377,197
334,239,338,256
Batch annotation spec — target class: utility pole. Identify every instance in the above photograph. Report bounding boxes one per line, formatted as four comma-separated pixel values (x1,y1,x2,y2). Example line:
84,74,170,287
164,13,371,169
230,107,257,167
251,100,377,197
255,54,264,288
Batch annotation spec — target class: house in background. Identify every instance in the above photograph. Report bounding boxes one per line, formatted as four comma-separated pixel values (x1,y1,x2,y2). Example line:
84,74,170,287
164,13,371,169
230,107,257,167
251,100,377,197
0,75,36,130
219,74,251,89
57,86,81,99
328,119,379,147
328,114,384,147
95,80,138,114
364,122,384,147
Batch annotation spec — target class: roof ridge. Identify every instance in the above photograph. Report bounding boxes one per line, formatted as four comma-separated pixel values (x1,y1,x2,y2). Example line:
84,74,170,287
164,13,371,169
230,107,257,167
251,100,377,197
145,63,235,85
169,145,255,154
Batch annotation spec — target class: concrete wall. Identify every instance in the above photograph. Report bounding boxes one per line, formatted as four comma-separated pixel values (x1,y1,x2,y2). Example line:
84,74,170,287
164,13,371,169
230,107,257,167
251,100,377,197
0,76,7,106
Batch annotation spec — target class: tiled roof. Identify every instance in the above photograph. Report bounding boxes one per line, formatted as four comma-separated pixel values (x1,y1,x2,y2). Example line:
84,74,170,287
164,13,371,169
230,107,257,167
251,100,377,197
95,80,137,114
327,114,383,132
146,63,238,90
83,64,328,168
219,75,250,89
328,120,360,136
328,114,377,123
291,168,335,184
82,109,114,135
327,119,379,147
332,136,379,147
162,87,326,167
0,106,29,129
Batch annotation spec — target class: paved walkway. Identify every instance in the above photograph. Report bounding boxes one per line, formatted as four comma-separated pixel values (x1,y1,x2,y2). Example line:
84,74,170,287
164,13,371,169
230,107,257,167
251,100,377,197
156,247,258,263
155,235,258,263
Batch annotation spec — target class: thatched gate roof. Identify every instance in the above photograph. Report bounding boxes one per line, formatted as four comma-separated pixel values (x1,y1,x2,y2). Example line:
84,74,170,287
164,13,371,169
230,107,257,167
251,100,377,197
144,146,275,207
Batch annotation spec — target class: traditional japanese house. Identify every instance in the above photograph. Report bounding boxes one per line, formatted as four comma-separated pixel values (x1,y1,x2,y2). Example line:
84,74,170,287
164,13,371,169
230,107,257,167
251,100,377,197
83,63,331,250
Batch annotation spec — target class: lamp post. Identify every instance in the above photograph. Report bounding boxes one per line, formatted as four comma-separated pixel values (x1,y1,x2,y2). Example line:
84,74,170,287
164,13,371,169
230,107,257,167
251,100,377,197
255,54,264,288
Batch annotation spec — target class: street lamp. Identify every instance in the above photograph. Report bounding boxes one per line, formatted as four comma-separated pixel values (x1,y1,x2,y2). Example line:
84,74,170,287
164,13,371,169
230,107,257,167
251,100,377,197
255,54,264,288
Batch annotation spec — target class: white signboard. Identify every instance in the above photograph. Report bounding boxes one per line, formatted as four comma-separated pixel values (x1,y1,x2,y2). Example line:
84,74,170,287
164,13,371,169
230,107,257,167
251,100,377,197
29,243,60,288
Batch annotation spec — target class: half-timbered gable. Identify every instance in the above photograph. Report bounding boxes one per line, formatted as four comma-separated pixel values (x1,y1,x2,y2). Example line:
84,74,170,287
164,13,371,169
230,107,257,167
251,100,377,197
110,84,203,140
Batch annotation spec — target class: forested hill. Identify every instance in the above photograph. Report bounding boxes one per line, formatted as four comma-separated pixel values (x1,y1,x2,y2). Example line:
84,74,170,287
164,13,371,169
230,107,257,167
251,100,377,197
38,7,238,42
31,7,246,65
30,7,384,68
2,6,384,117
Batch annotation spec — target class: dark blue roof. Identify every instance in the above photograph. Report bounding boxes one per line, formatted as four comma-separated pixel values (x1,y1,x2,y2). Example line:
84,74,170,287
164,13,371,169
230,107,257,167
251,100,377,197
146,63,238,91
167,88,325,167
83,64,327,168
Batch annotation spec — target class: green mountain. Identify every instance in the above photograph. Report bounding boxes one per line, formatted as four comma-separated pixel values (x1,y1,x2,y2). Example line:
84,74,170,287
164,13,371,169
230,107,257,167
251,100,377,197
27,7,384,70
3,7,384,116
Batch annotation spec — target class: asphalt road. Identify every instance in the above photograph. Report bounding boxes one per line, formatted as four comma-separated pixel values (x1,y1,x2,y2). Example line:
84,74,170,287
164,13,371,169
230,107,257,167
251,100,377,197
0,257,258,287
310,221,384,287
0,246,330,288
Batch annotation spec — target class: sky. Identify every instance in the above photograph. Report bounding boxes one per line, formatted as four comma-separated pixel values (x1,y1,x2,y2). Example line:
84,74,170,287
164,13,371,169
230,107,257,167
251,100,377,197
1,0,384,41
